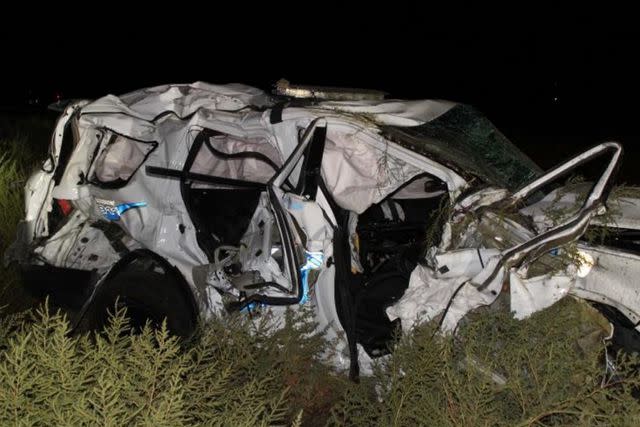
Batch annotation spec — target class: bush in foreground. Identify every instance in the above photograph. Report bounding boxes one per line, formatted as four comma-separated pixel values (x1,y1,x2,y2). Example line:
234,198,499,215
329,298,640,426
0,303,344,426
1,298,640,426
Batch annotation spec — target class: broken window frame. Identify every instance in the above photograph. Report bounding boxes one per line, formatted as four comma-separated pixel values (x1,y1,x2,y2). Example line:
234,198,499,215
88,129,159,189
476,142,623,290
144,124,333,308
220,120,329,309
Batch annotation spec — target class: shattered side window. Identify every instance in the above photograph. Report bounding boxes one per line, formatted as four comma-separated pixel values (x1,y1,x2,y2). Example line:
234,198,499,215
383,104,543,191
91,132,158,188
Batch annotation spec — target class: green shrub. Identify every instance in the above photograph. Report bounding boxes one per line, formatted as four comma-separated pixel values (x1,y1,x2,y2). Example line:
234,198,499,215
328,298,640,426
0,303,345,426
1,298,639,426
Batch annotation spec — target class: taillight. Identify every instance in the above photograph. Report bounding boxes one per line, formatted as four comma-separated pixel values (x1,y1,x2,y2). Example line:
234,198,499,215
56,199,73,216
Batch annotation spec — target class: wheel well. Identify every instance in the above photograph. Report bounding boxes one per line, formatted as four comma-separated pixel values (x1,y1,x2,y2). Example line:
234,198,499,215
75,249,199,333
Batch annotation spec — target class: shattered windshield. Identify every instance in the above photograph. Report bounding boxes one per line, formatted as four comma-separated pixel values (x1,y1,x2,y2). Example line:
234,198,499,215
382,104,543,191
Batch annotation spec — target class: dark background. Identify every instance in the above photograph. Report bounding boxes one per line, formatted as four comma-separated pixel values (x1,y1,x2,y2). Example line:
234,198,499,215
3,31,639,183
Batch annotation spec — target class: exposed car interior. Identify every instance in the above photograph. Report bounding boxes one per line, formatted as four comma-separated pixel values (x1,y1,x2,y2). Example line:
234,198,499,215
184,127,453,357
350,174,449,357
181,129,297,304
185,129,283,257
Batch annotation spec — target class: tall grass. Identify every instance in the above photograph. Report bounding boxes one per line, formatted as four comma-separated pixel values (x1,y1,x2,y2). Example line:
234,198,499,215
0,113,54,311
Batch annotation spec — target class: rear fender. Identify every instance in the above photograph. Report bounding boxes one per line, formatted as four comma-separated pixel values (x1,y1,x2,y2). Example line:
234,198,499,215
25,101,88,241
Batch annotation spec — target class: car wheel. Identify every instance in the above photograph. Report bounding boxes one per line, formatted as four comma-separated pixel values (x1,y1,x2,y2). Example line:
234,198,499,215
592,302,640,355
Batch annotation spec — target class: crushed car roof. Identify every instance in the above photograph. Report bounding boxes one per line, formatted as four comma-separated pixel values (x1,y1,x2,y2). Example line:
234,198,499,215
81,82,458,127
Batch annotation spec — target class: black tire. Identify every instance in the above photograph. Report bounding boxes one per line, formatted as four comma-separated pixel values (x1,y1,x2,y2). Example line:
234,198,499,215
77,270,197,339
592,302,640,354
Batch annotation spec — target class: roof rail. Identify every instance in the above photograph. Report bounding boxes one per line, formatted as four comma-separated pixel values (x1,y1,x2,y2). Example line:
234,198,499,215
273,79,386,101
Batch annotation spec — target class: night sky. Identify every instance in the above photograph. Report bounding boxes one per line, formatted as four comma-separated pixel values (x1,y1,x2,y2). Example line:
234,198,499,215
3,31,640,183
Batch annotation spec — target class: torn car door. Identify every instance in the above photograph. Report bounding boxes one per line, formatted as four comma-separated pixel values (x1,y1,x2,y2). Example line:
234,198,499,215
268,119,334,305
215,119,334,309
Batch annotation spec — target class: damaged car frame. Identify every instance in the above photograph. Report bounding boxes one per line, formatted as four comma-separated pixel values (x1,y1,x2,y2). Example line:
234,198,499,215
7,81,640,377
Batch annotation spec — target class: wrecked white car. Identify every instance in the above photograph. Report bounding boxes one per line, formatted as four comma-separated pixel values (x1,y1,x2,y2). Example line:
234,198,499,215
6,81,640,377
